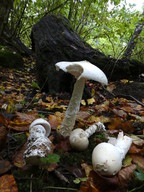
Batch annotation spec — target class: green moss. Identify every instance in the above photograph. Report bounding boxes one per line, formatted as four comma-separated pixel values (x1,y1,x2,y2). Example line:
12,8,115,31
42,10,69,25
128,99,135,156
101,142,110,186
0,46,23,68
12,132,27,146
59,132,108,167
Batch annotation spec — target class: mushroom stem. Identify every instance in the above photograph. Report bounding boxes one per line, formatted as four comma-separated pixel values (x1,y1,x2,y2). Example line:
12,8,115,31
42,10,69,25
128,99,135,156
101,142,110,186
85,122,106,138
108,132,132,160
58,78,85,137
69,122,106,151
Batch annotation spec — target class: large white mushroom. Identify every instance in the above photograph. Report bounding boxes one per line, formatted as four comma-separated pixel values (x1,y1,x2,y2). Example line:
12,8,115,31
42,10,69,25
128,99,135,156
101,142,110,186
55,60,108,137
24,118,52,165
92,132,132,176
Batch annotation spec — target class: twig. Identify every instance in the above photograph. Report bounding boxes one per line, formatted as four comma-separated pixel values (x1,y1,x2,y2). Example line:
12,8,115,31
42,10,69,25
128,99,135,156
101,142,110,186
42,186,77,191
115,94,144,107
54,170,69,184
103,86,144,107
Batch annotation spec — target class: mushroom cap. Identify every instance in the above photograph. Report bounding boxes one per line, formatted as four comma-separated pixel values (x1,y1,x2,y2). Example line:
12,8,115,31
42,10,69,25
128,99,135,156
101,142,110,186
56,60,108,85
69,128,89,151
92,142,122,176
29,118,51,137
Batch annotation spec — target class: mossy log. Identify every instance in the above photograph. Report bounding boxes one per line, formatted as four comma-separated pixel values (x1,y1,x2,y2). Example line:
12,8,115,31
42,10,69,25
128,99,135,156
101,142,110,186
31,14,144,94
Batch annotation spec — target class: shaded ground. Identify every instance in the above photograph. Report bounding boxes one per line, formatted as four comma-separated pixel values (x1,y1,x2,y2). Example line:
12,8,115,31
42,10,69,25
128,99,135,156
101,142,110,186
0,58,144,192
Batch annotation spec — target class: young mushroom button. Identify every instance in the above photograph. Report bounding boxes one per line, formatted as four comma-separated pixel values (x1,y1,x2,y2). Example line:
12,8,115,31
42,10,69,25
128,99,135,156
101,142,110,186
92,132,132,176
24,118,52,165
55,60,108,137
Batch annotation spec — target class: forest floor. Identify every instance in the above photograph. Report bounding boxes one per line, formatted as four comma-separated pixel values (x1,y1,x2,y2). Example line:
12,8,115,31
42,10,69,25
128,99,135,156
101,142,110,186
0,57,144,192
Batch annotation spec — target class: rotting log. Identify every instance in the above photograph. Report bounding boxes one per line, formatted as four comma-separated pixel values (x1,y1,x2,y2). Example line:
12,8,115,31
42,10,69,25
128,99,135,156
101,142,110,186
31,14,144,94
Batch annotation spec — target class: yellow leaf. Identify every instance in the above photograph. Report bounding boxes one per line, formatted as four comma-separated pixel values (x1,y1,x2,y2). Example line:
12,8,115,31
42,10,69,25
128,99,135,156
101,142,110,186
87,98,95,105
120,79,129,84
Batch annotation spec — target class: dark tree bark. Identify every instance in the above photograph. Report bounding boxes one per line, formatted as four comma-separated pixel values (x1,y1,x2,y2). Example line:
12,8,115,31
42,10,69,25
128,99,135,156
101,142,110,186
31,14,144,94
0,0,13,37
123,22,144,58
0,0,31,56
1,27,32,56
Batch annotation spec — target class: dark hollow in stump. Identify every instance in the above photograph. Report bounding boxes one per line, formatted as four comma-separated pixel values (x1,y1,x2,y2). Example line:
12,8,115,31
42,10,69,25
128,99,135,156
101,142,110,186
31,14,144,94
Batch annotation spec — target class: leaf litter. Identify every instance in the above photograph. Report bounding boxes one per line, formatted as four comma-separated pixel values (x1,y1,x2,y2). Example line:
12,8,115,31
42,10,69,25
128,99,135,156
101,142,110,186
0,60,144,192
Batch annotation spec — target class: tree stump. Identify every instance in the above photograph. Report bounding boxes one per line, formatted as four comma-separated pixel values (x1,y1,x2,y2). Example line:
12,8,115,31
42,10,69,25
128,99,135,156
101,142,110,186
31,14,144,94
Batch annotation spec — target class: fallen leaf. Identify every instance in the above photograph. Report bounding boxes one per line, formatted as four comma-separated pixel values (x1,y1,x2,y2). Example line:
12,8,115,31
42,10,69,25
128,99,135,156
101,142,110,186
131,155,144,170
130,135,144,146
80,170,119,192
0,125,7,150
129,144,143,154
48,112,64,130
0,160,11,175
106,82,116,92
8,112,39,131
120,79,129,84
112,108,127,118
108,118,133,133
81,163,92,177
123,155,132,167
118,164,136,189
0,174,18,192
13,143,27,168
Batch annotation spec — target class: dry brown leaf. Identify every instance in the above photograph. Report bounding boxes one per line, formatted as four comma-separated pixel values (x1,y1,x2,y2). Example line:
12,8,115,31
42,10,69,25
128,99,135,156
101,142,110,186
48,112,64,130
131,155,144,170
129,144,143,154
108,117,133,133
0,125,7,150
112,108,127,118
131,135,144,146
13,143,27,168
80,170,119,192
87,115,111,124
8,112,39,131
118,164,136,189
15,111,38,122
77,111,91,120
0,160,11,175
106,82,116,92
0,174,18,192
81,163,92,177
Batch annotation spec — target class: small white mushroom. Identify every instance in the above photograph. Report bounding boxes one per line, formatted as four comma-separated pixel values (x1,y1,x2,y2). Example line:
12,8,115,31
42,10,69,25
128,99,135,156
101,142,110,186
55,61,108,137
92,132,132,176
29,118,51,137
24,118,52,165
69,122,106,151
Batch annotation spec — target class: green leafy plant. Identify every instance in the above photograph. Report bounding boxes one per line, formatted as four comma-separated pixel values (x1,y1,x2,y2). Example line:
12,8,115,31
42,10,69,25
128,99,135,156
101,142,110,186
31,80,40,90
128,164,144,192
73,177,87,184
39,154,60,165
134,164,144,181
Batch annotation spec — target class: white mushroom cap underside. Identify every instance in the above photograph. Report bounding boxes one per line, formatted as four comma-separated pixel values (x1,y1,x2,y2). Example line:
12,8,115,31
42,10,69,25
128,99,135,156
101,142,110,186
55,60,108,85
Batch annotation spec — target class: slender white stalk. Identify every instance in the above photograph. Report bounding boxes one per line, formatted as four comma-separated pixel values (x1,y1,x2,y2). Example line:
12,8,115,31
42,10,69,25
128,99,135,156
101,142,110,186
58,78,85,137
69,122,106,151
108,132,132,160
85,122,106,138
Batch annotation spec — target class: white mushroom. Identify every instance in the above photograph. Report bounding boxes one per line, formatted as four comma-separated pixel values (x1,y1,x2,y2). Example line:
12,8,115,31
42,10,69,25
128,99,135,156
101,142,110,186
24,118,52,165
55,61,108,137
92,132,132,176
29,118,51,137
69,122,106,151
